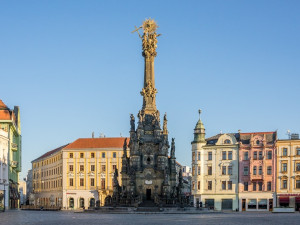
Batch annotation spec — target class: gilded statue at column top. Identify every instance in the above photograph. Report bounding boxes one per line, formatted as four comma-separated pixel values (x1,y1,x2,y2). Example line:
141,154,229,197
132,18,161,57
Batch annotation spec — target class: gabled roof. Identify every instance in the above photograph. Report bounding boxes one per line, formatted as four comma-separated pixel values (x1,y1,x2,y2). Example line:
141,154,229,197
64,137,129,149
32,144,69,162
240,131,276,144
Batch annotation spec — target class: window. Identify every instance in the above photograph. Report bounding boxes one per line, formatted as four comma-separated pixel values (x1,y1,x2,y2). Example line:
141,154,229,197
228,181,232,190
258,182,263,191
192,166,195,176
208,152,212,160
243,167,249,176
283,148,287,156
297,148,300,156
91,153,95,158
282,180,287,189
192,152,195,161
197,181,200,190
90,178,95,186
69,178,73,186
222,151,226,160
101,179,105,189
296,163,300,171
222,181,226,190
267,182,271,191
208,181,212,190
197,152,201,160
222,166,226,175
248,199,257,209
228,151,232,160
224,139,231,144
197,166,201,175
256,140,260,145
258,199,267,209
102,152,105,158
192,182,195,190
259,151,263,160
282,163,287,172
69,153,73,158
208,166,212,175
253,182,256,191
69,165,73,172
113,152,117,158
267,151,272,159
259,166,262,175
91,165,95,172
80,153,84,158
253,166,257,175
253,152,257,160
112,165,117,171
267,166,272,175
80,178,84,186
80,165,84,171
244,152,249,160
296,180,300,189
101,165,106,172
228,166,232,175
244,182,248,191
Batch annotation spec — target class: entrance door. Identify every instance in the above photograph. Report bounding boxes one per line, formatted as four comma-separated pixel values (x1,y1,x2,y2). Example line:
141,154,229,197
242,199,246,211
269,199,273,211
146,189,151,200
221,199,233,210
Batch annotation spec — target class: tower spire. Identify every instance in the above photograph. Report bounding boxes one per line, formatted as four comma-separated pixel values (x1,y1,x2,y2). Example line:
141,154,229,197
133,19,160,115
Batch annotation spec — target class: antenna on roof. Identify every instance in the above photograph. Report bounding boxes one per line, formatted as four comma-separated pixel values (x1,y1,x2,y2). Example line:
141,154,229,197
100,133,105,138
120,133,122,137
92,132,94,138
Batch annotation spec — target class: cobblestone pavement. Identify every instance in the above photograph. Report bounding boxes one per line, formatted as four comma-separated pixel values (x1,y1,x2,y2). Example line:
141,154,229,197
1,210,300,225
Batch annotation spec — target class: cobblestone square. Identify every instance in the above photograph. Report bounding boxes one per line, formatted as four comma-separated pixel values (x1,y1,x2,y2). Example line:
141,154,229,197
1,210,300,225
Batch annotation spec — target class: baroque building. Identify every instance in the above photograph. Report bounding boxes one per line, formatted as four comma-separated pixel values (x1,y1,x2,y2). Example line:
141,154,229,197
107,19,184,206
276,135,300,210
191,111,239,210
238,132,277,211
31,137,127,209
0,100,21,209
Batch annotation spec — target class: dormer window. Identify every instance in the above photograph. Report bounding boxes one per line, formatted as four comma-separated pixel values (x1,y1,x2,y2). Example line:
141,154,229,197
256,140,260,145
224,139,231,144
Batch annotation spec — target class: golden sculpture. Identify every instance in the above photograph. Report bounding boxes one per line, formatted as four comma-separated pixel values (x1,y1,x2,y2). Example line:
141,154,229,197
132,18,161,57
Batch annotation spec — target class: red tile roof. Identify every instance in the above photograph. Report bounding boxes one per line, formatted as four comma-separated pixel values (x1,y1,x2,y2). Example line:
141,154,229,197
64,137,129,149
0,99,12,120
32,144,69,162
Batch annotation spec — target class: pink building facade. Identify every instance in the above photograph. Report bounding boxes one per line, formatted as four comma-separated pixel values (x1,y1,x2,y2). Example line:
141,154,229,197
238,132,277,211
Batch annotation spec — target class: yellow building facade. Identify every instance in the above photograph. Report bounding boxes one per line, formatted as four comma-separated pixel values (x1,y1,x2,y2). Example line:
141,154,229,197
31,137,128,209
276,138,300,211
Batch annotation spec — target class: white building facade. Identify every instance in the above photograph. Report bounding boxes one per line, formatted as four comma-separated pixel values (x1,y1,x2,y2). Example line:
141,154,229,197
0,129,9,211
191,111,239,210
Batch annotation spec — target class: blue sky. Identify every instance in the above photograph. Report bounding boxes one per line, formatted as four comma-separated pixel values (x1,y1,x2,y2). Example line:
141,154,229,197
0,1,299,179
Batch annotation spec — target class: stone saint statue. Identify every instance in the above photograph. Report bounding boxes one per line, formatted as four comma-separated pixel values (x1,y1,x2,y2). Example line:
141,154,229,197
171,138,175,158
130,114,135,131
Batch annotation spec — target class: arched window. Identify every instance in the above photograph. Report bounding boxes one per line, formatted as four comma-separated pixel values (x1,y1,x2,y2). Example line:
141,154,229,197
224,139,231,144
256,140,260,145
90,198,95,207
69,198,74,208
